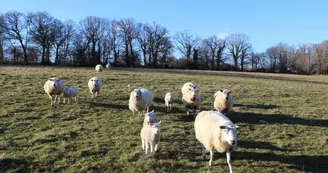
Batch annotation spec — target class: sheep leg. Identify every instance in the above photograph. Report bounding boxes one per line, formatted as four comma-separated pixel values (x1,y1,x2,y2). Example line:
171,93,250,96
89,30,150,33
226,151,234,173
54,95,58,103
154,141,159,151
50,96,54,106
75,95,77,102
91,92,94,99
95,92,98,98
150,144,154,153
201,144,206,158
68,98,71,104
63,97,66,104
57,95,60,103
209,150,213,166
145,142,149,154
141,139,145,151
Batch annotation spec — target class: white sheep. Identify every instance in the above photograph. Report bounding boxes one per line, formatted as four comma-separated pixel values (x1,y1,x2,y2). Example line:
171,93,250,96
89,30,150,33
164,92,174,112
143,110,159,126
182,87,201,115
128,88,153,116
213,89,233,115
194,110,239,173
88,77,102,98
95,64,103,73
140,121,161,154
181,82,198,95
44,77,64,106
106,62,111,69
63,86,78,104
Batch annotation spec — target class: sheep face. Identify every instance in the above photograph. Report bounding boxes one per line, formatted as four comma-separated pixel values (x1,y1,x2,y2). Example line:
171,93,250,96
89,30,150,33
150,121,161,134
220,125,238,146
145,110,158,124
188,83,198,92
189,90,197,101
63,88,70,96
133,89,142,100
218,89,232,101
91,78,100,86
49,78,61,88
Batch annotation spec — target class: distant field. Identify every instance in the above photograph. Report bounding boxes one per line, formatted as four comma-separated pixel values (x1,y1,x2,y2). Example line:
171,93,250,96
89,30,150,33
0,65,327,173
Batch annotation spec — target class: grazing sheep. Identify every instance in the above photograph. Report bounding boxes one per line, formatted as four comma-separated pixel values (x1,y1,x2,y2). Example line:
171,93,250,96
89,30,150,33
140,121,161,154
143,110,159,126
63,86,78,104
95,64,103,73
182,87,201,115
181,82,198,95
106,62,111,69
88,77,102,98
164,92,174,112
129,88,153,116
213,89,233,115
44,77,64,106
194,110,239,173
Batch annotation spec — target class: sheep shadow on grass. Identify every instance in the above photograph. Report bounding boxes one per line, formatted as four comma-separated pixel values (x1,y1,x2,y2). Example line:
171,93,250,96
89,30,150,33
0,157,32,172
238,140,294,152
234,151,328,172
228,111,328,127
89,102,128,110
234,104,280,110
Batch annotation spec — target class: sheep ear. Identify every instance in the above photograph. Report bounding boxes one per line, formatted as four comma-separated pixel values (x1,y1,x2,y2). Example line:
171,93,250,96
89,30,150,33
219,126,225,129
158,120,161,124
151,110,155,113
235,125,240,129
219,89,223,92
227,90,232,94
49,78,53,81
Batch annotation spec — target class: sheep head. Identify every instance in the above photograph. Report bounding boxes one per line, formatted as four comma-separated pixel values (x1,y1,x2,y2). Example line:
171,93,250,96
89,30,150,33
150,121,161,134
48,78,61,88
132,89,142,100
144,110,158,124
219,125,238,146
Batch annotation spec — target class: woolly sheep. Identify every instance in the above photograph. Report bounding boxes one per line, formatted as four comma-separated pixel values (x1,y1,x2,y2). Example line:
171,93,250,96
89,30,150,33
106,62,111,69
181,82,198,95
63,86,78,104
44,77,64,106
140,121,161,154
182,87,201,115
164,92,174,112
194,110,239,173
95,64,103,73
143,110,159,126
129,88,153,116
88,77,102,98
213,89,233,115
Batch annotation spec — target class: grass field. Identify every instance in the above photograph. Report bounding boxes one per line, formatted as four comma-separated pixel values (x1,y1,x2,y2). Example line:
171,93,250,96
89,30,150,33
0,65,327,173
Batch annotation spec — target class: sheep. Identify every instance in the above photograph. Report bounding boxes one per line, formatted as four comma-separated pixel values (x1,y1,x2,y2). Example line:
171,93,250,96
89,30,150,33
88,77,102,98
181,82,198,95
140,121,161,154
106,62,111,69
63,86,78,104
182,87,201,115
164,92,174,112
143,110,159,126
213,89,233,115
194,110,239,173
128,88,153,116
44,77,64,106
95,64,103,73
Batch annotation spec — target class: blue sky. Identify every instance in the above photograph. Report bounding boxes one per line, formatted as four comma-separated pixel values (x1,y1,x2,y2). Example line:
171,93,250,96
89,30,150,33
1,0,327,52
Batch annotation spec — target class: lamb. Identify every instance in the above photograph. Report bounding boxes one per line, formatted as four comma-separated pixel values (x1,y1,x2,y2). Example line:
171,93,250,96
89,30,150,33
63,86,78,104
181,82,198,95
194,110,239,173
88,77,102,98
106,62,111,69
213,89,233,115
182,87,201,115
128,88,153,116
143,110,159,126
44,77,64,106
140,121,161,154
164,92,174,112
95,64,103,73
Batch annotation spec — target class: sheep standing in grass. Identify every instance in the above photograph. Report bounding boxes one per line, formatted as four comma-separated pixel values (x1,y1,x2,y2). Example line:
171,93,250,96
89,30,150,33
129,88,153,116
88,77,102,98
181,82,198,95
44,77,64,106
106,62,111,69
194,110,239,173
213,89,233,115
182,87,201,115
143,110,159,126
63,86,78,104
95,64,103,73
140,121,161,154
164,92,174,112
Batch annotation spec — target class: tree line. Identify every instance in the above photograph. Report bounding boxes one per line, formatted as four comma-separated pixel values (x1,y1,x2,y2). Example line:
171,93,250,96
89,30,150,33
0,10,327,74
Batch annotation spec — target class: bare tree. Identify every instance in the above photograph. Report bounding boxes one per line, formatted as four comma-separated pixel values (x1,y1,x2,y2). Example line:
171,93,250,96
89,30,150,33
0,15,4,62
202,36,226,70
174,30,200,68
110,20,121,66
137,23,149,66
226,33,251,70
1,11,29,64
198,42,211,69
